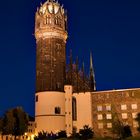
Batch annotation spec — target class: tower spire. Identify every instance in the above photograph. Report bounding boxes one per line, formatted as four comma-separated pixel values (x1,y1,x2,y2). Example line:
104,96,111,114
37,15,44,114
90,51,96,91
82,61,85,92
76,56,79,93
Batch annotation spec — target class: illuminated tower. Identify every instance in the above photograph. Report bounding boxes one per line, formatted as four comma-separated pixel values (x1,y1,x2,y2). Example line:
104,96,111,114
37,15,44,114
35,0,68,92
35,0,68,133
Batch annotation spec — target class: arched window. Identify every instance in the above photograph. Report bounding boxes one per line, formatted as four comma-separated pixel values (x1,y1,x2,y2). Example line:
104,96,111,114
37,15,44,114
46,15,51,24
55,16,58,25
72,97,77,121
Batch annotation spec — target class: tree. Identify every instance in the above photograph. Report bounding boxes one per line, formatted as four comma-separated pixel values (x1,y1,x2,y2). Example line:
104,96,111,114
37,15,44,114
123,125,132,138
57,130,67,139
112,119,132,139
135,113,140,132
70,126,80,139
0,107,29,139
111,119,124,139
34,131,63,140
34,131,49,140
79,125,94,140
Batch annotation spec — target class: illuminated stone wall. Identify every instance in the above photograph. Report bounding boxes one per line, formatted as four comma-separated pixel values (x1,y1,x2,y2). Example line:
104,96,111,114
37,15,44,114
91,88,140,137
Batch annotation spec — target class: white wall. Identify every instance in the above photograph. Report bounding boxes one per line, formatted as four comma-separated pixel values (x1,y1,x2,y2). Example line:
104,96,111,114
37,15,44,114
64,85,73,136
73,92,93,131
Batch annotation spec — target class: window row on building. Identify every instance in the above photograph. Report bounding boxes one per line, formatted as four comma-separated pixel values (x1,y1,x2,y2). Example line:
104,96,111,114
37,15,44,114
96,91,136,100
45,16,63,27
97,103,138,112
97,104,111,111
97,112,137,120
28,129,33,133
97,121,138,129
121,104,137,110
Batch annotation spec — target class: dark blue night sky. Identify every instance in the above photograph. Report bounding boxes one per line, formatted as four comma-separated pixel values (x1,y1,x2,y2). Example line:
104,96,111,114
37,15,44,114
0,0,140,116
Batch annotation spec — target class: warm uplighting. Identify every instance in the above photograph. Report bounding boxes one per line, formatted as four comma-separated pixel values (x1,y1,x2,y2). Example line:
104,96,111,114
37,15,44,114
31,134,35,140
24,132,27,136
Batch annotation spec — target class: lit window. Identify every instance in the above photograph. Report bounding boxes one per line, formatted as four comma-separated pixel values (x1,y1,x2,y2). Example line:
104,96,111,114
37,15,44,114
131,104,137,110
55,107,61,114
126,93,129,97
106,93,109,98
133,121,138,128
106,105,111,111
122,113,128,119
121,104,127,110
106,114,112,120
98,123,103,129
132,113,137,119
97,105,102,111
97,114,103,120
107,123,112,128
36,95,38,102
132,92,135,97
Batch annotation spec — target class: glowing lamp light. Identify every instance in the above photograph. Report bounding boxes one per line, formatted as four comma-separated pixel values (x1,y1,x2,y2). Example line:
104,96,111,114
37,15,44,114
31,134,35,140
24,132,27,136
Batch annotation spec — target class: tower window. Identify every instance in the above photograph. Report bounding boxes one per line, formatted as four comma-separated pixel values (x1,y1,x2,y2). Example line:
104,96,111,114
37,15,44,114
36,95,38,102
46,15,51,24
55,107,61,114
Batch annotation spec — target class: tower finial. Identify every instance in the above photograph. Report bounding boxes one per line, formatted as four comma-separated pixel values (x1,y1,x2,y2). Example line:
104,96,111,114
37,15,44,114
90,51,96,91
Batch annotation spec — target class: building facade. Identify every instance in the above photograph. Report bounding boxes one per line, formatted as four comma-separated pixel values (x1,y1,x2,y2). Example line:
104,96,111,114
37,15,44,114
34,0,140,137
92,88,140,137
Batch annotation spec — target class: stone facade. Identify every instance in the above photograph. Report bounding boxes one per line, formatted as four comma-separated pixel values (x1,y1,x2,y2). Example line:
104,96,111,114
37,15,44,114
92,88,140,137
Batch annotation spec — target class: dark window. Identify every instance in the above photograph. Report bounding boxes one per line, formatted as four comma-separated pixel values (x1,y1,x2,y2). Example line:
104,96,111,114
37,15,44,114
55,107,61,114
36,95,38,102
72,97,77,121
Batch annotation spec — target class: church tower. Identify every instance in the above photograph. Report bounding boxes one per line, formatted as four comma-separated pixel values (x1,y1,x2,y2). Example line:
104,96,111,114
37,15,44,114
35,0,68,133
35,0,68,92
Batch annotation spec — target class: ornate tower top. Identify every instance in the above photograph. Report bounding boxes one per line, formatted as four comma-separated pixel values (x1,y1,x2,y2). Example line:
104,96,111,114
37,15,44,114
35,0,68,42
39,0,65,15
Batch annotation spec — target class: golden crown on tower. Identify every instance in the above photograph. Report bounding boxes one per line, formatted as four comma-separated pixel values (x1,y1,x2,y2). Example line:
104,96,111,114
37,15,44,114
38,0,65,16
